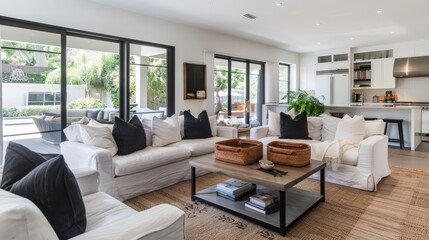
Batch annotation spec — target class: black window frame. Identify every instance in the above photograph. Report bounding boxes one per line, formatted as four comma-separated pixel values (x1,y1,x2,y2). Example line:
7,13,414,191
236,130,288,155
0,15,175,141
214,54,265,125
278,63,291,104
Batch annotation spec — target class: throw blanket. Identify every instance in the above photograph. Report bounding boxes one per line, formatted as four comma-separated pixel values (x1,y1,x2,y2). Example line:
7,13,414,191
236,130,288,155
311,141,357,169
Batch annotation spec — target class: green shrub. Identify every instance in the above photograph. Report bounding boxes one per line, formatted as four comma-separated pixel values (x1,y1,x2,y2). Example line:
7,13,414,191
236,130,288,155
68,97,107,109
2,106,58,117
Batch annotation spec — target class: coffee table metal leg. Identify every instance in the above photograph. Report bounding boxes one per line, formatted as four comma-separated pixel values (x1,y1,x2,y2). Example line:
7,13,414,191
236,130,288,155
191,166,196,201
320,168,325,202
279,190,286,235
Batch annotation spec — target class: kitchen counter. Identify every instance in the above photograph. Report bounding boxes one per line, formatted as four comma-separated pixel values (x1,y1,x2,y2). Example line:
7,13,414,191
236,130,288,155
326,105,422,150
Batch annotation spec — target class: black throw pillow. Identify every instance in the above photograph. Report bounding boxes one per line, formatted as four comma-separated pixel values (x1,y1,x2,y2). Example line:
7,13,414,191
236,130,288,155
184,110,212,139
279,111,311,139
0,142,57,191
10,155,86,240
112,115,146,155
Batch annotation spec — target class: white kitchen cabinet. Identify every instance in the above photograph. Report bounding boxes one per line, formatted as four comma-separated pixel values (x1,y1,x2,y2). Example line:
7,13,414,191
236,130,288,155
370,59,395,89
422,110,429,134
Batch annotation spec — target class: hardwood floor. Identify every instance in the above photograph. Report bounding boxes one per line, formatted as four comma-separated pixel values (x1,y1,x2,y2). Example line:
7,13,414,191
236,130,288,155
389,142,429,171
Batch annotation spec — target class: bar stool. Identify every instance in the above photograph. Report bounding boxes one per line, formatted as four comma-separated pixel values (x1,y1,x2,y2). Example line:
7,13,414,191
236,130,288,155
383,119,405,149
364,117,378,121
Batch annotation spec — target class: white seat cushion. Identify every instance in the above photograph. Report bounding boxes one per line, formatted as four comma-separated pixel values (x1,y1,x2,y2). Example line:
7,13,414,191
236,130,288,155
169,137,227,157
113,146,191,176
83,192,137,231
341,147,359,166
0,189,58,240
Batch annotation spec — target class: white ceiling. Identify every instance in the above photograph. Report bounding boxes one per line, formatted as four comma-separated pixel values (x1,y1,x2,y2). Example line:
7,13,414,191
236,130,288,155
88,0,429,53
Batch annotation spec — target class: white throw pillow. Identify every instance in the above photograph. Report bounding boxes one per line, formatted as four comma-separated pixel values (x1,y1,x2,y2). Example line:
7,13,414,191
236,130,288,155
80,125,118,156
88,119,114,131
209,115,217,137
142,118,152,146
365,120,385,138
152,114,182,147
307,117,323,141
268,109,295,136
322,116,342,141
178,115,185,138
0,189,58,240
63,124,83,142
335,115,365,144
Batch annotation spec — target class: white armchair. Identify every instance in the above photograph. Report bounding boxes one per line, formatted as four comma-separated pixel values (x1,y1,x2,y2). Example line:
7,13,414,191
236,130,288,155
0,168,185,240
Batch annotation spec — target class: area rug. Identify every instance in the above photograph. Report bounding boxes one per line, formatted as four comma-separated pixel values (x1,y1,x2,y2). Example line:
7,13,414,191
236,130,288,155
124,167,429,239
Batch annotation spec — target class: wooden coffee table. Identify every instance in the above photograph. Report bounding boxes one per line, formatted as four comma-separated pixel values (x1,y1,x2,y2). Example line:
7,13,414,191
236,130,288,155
190,155,325,236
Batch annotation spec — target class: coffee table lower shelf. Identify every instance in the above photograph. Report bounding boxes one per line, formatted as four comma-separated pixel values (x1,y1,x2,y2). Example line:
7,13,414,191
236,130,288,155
192,185,323,236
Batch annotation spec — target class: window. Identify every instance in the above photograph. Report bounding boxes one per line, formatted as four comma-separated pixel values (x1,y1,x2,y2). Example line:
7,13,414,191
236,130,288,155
279,63,290,103
214,55,264,125
27,92,61,105
0,17,175,163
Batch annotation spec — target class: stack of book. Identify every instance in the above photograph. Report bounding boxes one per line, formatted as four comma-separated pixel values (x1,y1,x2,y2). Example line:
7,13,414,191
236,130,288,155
245,192,279,214
216,179,256,201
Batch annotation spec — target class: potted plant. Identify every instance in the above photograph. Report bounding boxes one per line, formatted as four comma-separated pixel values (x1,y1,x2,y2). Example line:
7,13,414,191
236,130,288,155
283,90,325,116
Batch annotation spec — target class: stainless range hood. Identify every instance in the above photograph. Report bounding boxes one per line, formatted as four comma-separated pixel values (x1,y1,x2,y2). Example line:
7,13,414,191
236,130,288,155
393,56,429,78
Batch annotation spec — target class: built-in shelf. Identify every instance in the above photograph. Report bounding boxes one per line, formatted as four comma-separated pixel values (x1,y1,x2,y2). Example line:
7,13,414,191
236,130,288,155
354,49,393,62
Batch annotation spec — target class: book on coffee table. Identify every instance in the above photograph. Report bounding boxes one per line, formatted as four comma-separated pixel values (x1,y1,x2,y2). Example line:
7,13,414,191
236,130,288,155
244,200,279,214
249,192,278,208
216,179,253,195
216,185,256,201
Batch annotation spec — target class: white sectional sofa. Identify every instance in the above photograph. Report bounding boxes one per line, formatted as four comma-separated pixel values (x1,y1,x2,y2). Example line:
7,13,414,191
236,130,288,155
61,124,237,201
250,115,391,191
0,168,185,240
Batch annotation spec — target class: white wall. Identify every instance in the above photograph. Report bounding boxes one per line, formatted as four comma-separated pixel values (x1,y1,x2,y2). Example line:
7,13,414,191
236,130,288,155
2,83,85,107
0,0,299,114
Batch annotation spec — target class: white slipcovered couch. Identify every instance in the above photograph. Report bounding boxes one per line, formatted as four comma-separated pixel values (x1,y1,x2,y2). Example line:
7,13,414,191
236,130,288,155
250,113,391,191
61,116,237,201
0,168,185,240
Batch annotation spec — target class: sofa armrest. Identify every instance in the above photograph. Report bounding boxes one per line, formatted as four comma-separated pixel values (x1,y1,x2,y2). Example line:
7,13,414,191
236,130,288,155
357,135,391,190
250,125,269,140
71,168,99,196
217,126,238,138
70,204,185,240
61,141,115,196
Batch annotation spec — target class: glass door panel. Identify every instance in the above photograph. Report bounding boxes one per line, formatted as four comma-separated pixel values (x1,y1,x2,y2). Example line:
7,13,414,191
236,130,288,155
249,63,261,125
129,44,168,120
65,36,120,123
231,61,246,124
1,25,62,160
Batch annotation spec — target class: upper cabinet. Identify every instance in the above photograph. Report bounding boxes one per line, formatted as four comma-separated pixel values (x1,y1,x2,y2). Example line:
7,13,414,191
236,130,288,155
352,50,395,89
316,53,349,70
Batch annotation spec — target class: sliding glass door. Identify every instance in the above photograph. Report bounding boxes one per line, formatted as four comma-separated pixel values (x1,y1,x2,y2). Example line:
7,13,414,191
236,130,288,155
129,44,168,120
1,24,63,159
214,55,264,125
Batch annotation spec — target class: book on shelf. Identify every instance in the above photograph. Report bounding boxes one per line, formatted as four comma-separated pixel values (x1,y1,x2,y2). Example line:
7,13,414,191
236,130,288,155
249,192,278,208
244,201,279,214
216,185,256,201
216,179,252,195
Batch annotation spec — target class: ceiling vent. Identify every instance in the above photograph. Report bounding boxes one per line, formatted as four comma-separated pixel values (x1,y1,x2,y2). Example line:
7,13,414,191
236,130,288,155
243,13,257,19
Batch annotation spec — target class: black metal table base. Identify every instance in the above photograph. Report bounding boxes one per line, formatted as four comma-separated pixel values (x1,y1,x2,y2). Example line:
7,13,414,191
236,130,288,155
190,166,326,236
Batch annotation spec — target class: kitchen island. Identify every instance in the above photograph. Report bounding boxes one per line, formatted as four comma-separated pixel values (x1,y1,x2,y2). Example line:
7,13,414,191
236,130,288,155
325,105,422,150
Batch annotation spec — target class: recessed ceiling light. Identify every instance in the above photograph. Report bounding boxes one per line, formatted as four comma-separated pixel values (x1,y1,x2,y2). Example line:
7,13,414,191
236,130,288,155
317,42,321,45
206,2,212,5
390,31,395,34
316,23,321,26
350,37,355,40
377,10,383,13
276,3,282,6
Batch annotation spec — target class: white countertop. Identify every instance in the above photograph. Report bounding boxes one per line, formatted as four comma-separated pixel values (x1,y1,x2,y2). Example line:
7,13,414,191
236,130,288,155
326,105,421,109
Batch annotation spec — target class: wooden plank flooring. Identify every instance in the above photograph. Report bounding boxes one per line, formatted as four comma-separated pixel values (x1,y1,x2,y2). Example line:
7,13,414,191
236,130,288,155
389,142,429,171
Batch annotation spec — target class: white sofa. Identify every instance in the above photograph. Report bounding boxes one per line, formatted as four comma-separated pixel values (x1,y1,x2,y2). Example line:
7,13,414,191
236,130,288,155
250,115,391,191
0,168,185,240
61,124,237,201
